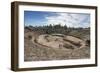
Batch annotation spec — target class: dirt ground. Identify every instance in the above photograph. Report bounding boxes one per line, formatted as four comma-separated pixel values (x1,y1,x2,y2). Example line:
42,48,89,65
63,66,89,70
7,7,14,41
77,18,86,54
24,33,90,61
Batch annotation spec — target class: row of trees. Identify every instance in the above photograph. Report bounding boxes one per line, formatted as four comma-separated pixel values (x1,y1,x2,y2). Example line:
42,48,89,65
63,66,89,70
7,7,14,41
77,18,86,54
25,24,90,35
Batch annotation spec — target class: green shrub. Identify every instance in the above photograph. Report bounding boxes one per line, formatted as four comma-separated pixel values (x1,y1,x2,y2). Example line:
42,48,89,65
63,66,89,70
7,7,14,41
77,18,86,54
28,35,32,40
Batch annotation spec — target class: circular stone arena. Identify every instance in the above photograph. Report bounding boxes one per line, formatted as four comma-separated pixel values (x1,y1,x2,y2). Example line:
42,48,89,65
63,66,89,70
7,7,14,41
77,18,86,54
32,34,86,50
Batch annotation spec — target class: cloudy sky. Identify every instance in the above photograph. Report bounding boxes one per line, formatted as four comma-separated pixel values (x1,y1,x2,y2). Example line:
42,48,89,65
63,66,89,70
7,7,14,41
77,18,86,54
24,11,90,28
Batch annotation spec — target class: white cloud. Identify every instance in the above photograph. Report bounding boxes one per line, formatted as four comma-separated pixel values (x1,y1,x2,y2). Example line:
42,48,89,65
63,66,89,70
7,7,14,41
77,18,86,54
45,12,90,28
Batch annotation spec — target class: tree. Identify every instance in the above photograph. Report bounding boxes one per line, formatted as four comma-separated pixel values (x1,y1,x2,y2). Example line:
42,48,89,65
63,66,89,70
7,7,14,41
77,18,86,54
64,24,67,29
28,35,32,40
86,40,90,46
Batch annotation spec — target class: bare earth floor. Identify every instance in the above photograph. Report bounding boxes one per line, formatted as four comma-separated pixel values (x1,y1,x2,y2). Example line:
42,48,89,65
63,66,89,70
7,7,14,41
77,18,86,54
24,33,90,61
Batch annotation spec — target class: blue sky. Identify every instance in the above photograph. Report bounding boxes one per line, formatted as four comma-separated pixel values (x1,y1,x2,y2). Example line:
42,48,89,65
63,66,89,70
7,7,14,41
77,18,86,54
24,11,90,28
